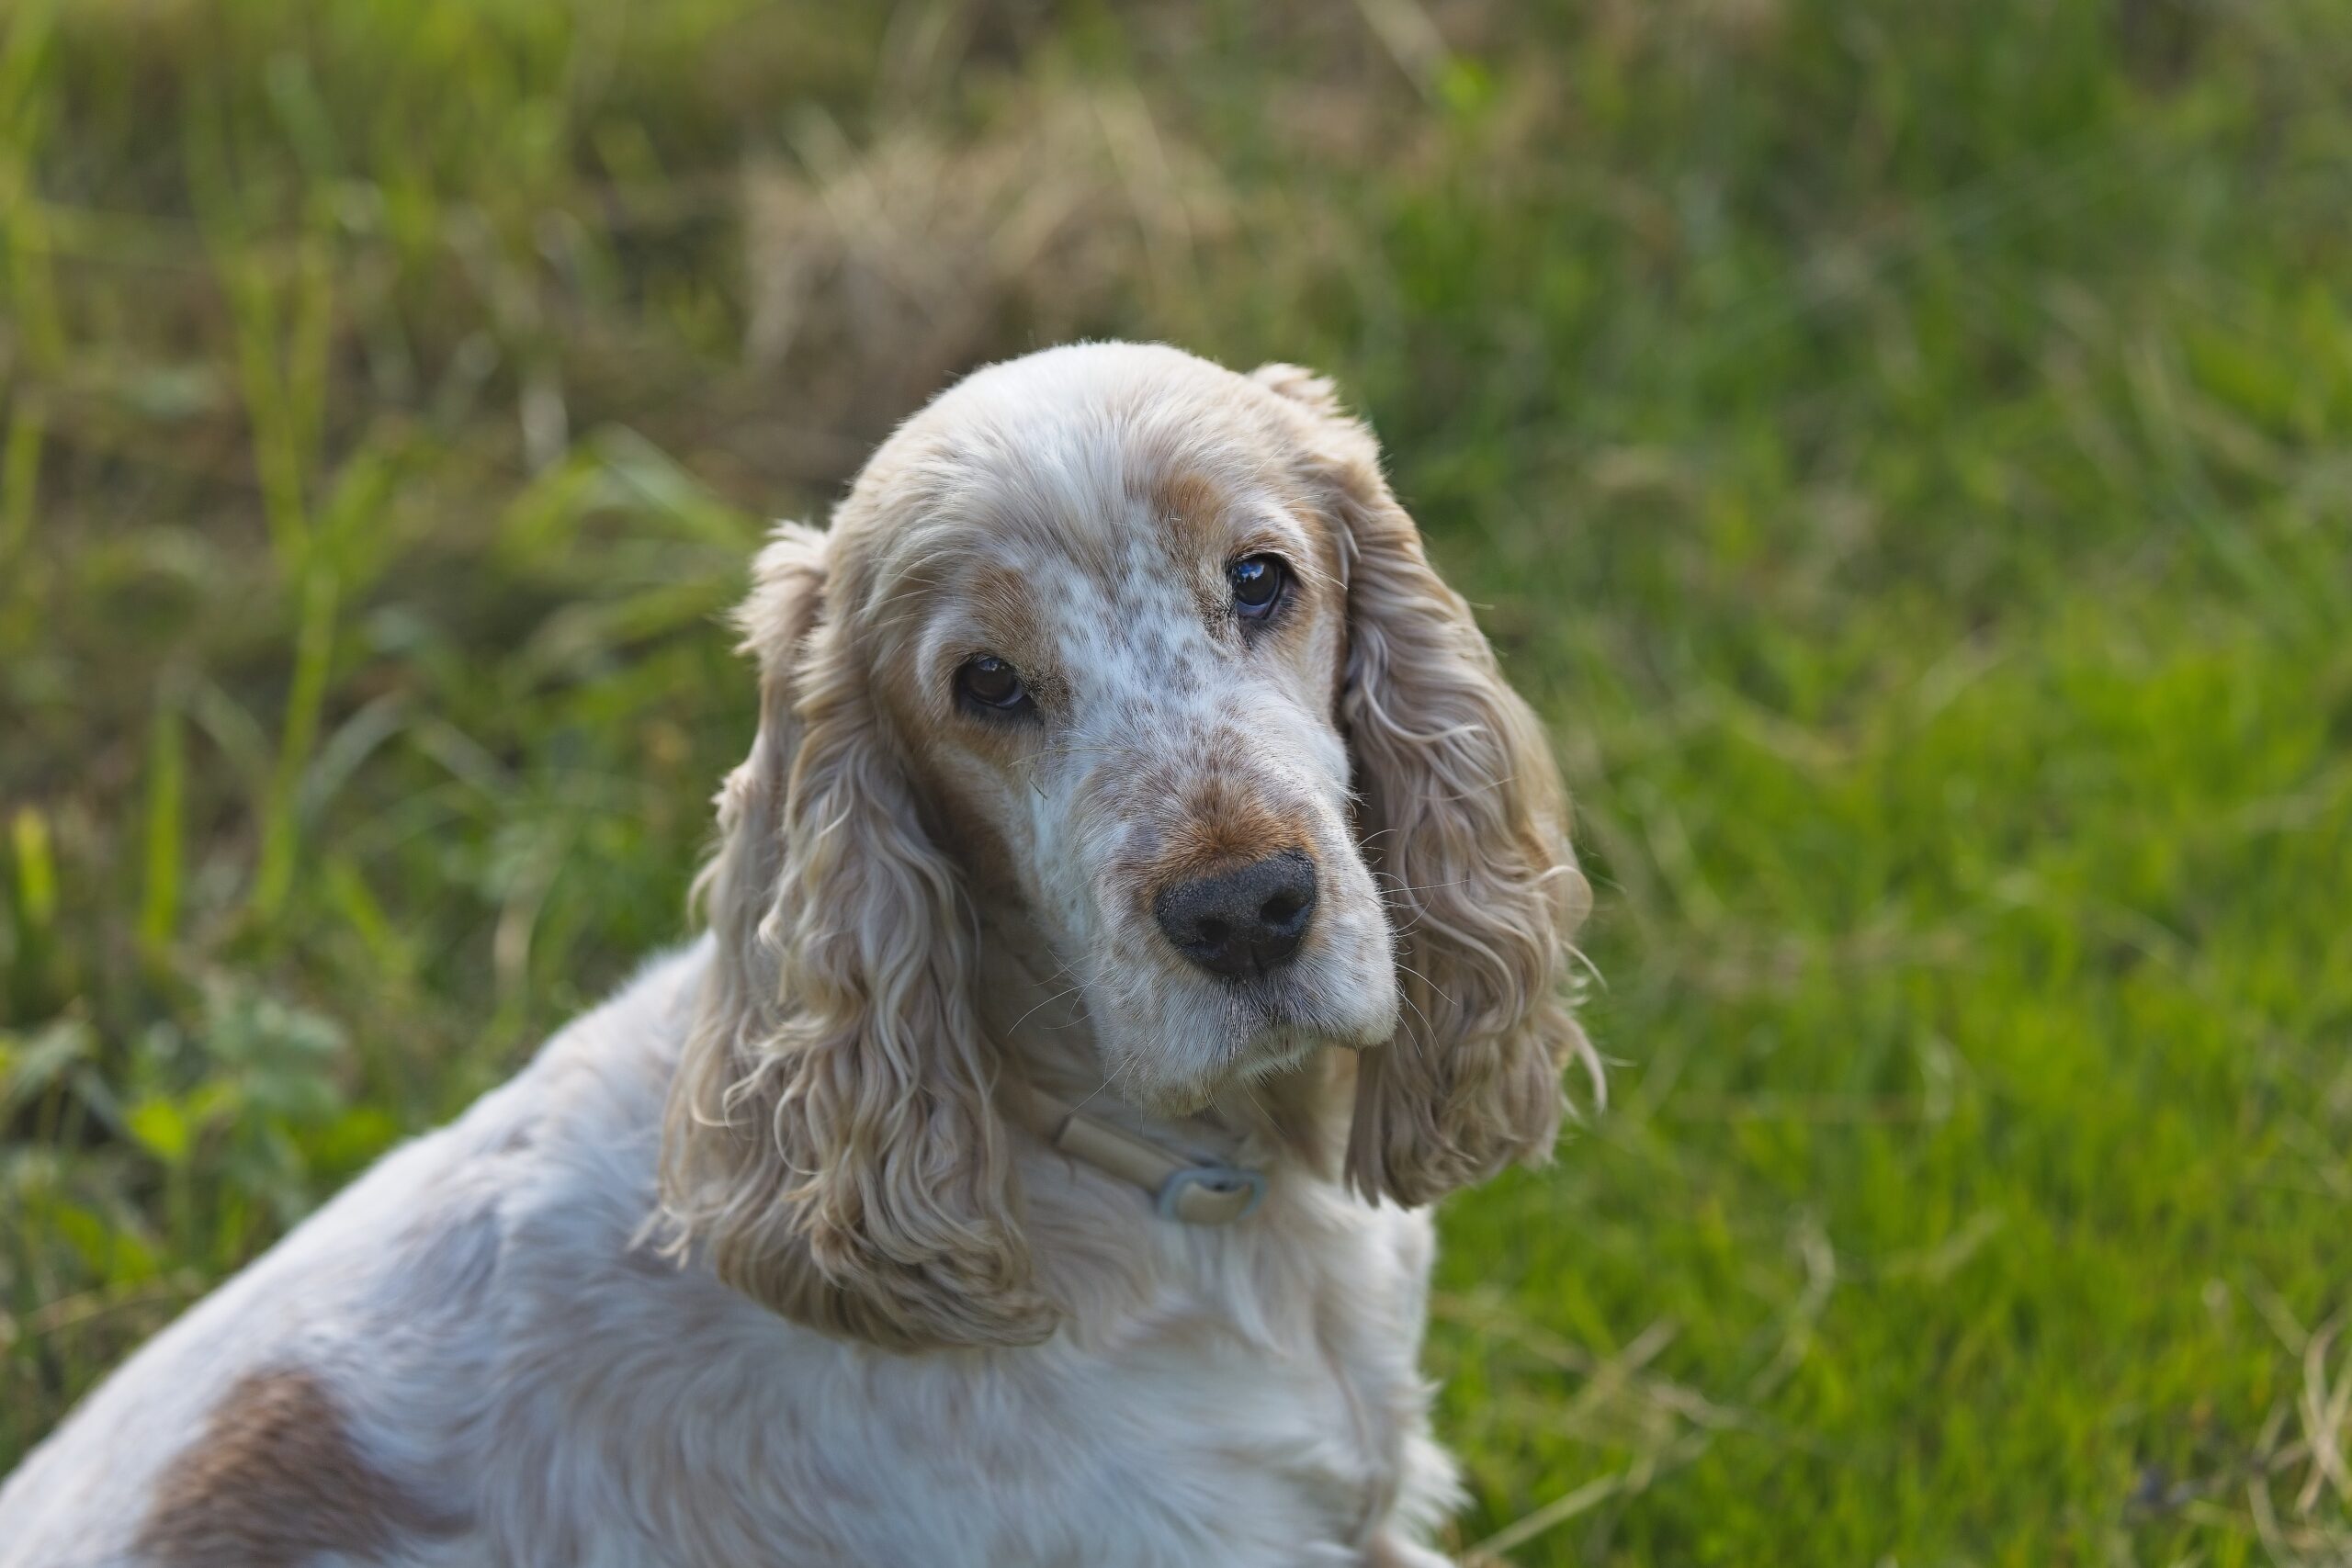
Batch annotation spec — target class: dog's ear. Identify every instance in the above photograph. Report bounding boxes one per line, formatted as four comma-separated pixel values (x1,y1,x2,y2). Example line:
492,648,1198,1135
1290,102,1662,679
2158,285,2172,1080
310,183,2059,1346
659,523,1056,1350
1253,365,1597,1206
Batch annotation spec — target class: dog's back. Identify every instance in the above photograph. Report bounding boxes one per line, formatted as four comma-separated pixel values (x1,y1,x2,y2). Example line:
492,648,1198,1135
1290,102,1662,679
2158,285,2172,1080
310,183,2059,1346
0,947,707,1568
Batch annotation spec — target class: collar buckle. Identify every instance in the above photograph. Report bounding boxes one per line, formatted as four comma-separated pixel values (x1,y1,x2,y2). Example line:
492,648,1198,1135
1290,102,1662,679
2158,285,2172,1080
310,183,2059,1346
1155,1163,1268,1224
1009,1080,1271,1226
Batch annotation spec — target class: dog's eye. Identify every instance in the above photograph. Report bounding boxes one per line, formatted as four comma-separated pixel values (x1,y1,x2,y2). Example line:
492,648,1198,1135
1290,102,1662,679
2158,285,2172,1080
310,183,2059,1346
956,655,1031,714
1229,555,1286,618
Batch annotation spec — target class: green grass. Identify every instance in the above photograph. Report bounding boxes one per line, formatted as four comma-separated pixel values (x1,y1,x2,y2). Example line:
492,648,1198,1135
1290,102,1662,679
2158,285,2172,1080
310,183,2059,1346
6,1,2351,1561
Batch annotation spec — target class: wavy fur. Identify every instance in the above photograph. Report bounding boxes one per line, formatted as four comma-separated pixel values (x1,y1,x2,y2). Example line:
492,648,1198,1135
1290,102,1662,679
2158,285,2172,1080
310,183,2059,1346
1253,366,1596,1207
660,525,1054,1350
4,344,1589,1566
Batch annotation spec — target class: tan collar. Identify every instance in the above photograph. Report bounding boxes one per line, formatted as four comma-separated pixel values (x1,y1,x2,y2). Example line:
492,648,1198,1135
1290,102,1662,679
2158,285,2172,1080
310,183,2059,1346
1004,1082,1268,1225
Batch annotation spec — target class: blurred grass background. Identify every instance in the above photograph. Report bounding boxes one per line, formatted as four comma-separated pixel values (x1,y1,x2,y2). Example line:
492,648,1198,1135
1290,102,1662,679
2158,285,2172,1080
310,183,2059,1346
4,0,2350,1561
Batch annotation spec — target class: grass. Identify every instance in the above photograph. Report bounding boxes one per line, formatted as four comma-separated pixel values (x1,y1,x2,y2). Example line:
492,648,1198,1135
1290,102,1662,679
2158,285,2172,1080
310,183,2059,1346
4,0,2351,1561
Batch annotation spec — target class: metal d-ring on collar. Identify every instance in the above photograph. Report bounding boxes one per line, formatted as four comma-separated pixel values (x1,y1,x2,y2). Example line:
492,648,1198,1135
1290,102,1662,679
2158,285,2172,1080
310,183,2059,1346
1008,1082,1269,1225
1153,1162,1270,1224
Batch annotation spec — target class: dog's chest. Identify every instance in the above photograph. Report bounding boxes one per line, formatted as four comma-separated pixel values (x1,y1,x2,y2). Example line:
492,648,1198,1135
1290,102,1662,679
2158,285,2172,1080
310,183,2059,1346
508,1268,1446,1568
971,1204,1445,1563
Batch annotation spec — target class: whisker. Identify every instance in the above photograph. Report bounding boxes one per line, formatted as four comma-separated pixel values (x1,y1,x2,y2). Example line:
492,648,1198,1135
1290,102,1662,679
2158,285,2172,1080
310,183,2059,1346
1391,987,1439,1062
1392,961,1461,1013
1023,953,1080,987
1005,984,1085,1035
1373,875,1483,897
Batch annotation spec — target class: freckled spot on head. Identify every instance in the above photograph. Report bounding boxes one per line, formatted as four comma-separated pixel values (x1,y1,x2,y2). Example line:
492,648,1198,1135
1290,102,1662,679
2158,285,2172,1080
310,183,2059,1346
136,1367,466,1568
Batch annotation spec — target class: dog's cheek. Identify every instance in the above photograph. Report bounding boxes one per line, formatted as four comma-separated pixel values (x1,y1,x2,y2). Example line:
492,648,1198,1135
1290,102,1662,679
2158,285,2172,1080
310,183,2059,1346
904,752,1028,906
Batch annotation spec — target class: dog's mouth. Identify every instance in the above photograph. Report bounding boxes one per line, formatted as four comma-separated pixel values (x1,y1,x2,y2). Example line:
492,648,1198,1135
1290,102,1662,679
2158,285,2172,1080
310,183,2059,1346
1238,970,1394,1048
1047,825,1401,1111
1101,949,1400,1115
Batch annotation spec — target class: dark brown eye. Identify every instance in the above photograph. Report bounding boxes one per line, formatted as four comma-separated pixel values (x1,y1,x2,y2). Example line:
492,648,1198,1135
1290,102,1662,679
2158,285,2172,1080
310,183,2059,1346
1229,555,1286,617
956,655,1031,713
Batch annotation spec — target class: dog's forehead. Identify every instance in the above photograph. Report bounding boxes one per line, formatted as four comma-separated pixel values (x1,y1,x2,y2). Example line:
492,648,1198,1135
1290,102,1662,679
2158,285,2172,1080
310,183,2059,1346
865,352,1307,603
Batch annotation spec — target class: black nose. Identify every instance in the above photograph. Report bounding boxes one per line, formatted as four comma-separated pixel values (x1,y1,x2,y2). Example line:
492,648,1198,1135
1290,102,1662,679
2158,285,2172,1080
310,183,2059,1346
1153,851,1318,979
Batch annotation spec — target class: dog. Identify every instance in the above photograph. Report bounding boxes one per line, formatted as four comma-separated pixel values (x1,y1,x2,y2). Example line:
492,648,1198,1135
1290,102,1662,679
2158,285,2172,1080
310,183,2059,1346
0,343,1594,1567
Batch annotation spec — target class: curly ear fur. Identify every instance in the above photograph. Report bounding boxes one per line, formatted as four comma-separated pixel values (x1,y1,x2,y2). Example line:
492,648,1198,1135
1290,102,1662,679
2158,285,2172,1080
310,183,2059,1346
1253,365,1597,1207
659,523,1055,1351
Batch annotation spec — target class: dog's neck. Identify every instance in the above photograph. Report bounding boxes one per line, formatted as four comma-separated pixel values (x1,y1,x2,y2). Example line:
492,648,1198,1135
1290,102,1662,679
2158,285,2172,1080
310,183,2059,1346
972,902,1351,1182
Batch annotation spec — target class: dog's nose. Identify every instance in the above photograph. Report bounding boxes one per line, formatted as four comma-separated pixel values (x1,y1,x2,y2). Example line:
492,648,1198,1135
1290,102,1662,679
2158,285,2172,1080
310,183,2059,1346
1154,851,1318,979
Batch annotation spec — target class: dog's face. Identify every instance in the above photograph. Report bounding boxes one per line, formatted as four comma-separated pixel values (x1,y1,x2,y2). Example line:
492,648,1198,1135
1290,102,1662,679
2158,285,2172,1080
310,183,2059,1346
846,350,1397,1111
662,344,1590,1350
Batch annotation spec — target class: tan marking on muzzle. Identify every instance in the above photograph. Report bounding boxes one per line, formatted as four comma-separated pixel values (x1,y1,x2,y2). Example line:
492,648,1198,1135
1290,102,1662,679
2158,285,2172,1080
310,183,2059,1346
1142,764,1321,901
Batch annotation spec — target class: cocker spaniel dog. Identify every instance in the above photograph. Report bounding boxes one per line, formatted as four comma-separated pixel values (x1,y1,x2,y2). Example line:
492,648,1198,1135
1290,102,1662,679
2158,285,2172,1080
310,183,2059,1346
0,343,1594,1568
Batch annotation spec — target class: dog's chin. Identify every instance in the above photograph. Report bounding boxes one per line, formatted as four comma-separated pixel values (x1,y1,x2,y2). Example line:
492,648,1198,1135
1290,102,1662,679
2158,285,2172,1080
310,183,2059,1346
1102,969,1400,1117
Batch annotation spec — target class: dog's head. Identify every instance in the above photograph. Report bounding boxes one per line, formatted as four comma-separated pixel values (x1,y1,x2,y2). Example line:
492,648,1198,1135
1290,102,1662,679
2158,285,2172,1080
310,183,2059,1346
661,344,1591,1348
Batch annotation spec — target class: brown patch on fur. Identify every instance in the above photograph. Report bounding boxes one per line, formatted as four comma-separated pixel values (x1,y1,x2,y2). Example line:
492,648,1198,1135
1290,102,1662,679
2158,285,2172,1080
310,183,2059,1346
1145,468,1227,536
966,562,1049,657
136,1368,463,1568
862,559,1046,794
1148,468,1240,630
1286,494,1347,610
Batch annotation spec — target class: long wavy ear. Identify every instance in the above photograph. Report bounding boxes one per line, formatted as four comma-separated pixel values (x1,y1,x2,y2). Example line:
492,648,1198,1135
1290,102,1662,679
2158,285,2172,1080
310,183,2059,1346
1254,365,1598,1207
658,523,1056,1350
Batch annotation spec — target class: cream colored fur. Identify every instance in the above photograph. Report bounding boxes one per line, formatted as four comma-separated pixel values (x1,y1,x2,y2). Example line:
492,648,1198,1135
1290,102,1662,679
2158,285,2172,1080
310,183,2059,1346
0,343,1593,1568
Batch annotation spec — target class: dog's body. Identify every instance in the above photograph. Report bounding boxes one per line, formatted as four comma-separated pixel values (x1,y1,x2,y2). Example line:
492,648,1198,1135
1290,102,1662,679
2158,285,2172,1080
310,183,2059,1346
3,344,1589,1567
3,943,1456,1567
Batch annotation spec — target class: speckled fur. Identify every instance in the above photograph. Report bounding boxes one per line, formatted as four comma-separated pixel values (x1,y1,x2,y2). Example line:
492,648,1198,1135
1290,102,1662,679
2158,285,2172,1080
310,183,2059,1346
0,344,1591,1568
